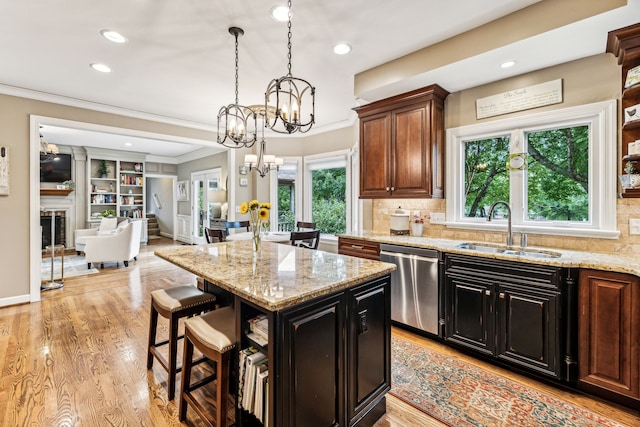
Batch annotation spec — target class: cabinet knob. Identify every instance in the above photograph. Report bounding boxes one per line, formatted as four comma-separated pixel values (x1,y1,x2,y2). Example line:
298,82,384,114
386,187,390,192
485,290,491,296
390,187,395,191
499,292,505,299
351,245,364,249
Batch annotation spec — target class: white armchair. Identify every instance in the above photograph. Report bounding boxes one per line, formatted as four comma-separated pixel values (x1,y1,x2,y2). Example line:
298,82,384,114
75,217,128,254
83,220,142,269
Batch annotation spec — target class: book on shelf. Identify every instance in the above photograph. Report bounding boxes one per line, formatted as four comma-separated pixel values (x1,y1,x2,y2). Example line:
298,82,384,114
248,314,269,344
242,351,267,413
625,64,640,89
247,332,268,347
254,364,269,423
237,347,258,409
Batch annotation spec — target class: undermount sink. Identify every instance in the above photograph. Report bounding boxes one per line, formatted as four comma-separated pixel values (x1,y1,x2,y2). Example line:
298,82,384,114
455,242,562,259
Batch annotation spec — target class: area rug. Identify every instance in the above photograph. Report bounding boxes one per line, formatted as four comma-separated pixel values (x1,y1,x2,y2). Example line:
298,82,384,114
390,336,631,427
41,255,99,281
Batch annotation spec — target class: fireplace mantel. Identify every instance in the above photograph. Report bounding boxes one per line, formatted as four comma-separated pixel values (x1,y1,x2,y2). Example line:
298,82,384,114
40,188,73,196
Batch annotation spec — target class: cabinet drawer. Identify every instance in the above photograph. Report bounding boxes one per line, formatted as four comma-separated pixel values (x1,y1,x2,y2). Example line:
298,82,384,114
339,238,380,260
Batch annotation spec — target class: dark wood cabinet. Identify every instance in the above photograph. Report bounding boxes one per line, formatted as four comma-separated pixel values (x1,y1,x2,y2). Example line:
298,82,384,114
445,272,495,356
497,282,561,378
444,253,574,380
347,277,391,426
281,293,345,427
607,23,640,198
277,274,391,427
338,237,380,260
354,84,448,199
578,269,640,407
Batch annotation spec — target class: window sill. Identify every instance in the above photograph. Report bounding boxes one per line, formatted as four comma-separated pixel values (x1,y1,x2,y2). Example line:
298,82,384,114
444,221,620,240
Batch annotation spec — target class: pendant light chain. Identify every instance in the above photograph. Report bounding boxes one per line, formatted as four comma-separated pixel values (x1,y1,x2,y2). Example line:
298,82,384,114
234,30,240,105
287,0,293,76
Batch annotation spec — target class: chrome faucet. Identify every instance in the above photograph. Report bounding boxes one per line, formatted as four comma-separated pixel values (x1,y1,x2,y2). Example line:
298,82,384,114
487,201,513,246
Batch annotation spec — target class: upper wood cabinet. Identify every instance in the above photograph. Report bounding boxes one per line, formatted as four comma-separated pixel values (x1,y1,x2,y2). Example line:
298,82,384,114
606,23,640,198
354,84,449,199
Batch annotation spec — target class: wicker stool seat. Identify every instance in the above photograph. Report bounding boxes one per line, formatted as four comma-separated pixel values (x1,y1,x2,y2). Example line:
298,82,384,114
180,306,236,427
147,285,217,400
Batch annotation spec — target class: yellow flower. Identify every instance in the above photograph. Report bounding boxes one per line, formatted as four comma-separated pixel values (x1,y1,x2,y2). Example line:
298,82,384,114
239,202,248,214
248,200,260,210
258,208,270,221
260,202,271,210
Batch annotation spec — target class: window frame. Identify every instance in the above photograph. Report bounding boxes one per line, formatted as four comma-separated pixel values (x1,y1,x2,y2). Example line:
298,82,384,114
303,149,352,239
269,156,303,232
446,100,618,239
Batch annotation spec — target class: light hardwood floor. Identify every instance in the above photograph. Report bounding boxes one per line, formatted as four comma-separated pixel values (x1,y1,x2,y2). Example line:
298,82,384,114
0,237,638,426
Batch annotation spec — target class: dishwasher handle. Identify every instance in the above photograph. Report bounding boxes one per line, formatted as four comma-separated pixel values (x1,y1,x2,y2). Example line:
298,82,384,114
380,250,439,262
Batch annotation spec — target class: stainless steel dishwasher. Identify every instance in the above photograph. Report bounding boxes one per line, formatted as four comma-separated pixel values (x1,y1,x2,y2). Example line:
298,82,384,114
380,244,439,335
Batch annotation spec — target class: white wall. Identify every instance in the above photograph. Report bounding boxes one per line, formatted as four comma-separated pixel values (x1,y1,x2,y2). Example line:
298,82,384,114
146,177,174,235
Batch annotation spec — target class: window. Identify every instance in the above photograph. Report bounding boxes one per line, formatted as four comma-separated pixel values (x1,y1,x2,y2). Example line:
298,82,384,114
447,100,618,238
270,158,302,232
304,150,352,237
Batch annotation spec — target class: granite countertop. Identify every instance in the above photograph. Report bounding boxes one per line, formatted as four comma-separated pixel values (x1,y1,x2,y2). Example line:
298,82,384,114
155,240,396,311
340,231,640,277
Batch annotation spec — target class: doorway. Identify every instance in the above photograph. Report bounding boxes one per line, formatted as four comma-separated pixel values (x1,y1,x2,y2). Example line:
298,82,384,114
191,168,225,245
29,115,221,303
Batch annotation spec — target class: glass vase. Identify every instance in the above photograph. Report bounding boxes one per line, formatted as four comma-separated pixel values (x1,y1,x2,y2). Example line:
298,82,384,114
251,221,261,252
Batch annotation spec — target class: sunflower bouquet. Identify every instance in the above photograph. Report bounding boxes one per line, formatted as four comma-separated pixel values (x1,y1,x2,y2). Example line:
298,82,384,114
239,200,271,252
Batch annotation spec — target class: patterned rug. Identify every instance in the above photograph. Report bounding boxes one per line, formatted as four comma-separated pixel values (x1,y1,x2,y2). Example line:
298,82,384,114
41,255,99,281
390,335,631,427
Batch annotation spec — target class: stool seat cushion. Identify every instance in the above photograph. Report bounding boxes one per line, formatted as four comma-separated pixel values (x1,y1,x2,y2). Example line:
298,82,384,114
151,285,216,312
184,307,236,353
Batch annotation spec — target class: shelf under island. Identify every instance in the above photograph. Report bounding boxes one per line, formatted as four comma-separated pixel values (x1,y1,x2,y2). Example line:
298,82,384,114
154,241,396,427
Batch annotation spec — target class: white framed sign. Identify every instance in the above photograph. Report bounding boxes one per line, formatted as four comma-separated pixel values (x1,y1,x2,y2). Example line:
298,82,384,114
476,79,563,119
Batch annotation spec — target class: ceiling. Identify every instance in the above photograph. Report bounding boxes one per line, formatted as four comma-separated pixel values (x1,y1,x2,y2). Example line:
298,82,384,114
4,0,640,157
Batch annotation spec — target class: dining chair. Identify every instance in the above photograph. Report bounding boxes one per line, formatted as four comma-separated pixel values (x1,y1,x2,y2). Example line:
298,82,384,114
205,228,227,243
290,229,321,250
224,220,250,232
296,221,317,231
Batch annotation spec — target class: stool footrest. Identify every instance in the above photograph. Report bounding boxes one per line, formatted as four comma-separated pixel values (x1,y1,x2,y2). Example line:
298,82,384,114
152,334,184,349
185,373,217,392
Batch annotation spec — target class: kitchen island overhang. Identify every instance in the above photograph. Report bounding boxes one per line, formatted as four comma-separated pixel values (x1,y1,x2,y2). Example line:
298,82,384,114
155,241,396,427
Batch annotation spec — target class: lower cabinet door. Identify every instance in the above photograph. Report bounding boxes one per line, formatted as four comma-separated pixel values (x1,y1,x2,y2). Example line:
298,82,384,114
281,293,345,427
348,277,391,425
445,274,495,356
578,270,640,404
496,284,561,378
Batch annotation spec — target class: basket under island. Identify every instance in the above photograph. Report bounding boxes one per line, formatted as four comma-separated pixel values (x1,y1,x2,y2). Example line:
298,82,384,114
155,240,396,427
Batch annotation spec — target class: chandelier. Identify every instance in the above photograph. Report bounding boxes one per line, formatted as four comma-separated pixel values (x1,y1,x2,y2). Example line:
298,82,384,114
39,133,59,163
265,0,315,134
244,109,283,177
217,27,257,148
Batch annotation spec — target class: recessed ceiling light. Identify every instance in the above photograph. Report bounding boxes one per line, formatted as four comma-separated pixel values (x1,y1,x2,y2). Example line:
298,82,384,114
90,63,111,73
271,5,290,22
333,43,351,55
124,142,132,147
500,60,516,69
100,29,127,44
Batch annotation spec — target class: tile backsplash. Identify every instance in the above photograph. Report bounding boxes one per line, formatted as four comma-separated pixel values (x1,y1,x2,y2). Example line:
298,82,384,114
371,198,640,255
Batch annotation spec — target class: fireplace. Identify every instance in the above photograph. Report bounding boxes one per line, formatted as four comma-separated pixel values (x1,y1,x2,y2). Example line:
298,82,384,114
41,211,66,249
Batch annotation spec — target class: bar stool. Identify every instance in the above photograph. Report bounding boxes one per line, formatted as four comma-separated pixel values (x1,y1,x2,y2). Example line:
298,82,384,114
179,306,236,427
147,285,217,400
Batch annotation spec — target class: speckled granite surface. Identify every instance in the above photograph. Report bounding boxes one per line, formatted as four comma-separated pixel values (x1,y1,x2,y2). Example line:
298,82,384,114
155,240,395,311
340,232,640,277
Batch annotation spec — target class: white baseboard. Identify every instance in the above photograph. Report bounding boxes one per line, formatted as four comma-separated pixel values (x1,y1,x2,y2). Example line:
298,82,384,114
0,293,31,308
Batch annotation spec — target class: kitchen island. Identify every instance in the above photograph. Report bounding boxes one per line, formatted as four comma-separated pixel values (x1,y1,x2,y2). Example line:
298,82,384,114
155,241,396,427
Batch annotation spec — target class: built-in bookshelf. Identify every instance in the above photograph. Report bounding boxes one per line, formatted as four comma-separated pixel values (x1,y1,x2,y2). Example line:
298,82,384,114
87,156,145,221
238,312,270,426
